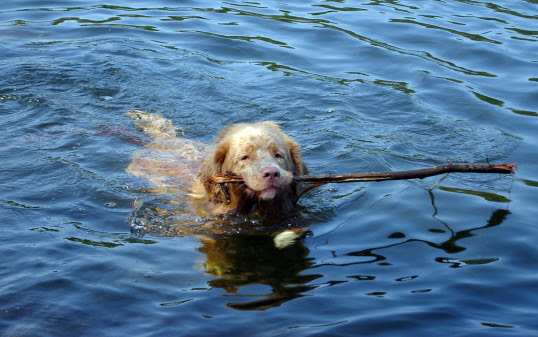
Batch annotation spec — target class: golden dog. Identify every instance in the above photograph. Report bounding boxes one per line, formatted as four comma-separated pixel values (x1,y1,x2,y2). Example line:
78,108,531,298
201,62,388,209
190,121,308,215
127,111,307,217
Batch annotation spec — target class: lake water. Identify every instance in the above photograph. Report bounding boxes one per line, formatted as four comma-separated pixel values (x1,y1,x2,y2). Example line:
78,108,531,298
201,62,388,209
1,0,537,336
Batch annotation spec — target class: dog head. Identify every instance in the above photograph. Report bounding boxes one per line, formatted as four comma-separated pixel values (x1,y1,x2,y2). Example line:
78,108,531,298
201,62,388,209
194,121,307,214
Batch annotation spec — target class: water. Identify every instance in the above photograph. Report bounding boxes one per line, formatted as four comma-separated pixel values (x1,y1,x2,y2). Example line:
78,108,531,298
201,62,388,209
1,0,537,336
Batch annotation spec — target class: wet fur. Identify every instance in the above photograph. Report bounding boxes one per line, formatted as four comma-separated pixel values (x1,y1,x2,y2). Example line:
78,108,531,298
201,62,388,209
127,111,307,216
190,121,308,215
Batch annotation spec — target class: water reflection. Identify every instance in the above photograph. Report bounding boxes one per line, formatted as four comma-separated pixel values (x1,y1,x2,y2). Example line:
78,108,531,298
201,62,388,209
329,207,510,269
128,197,322,310
129,193,331,311
431,207,510,254
128,187,510,311
199,233,320,311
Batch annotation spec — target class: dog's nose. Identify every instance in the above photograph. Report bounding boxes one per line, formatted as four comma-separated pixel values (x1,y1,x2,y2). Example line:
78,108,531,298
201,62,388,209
262,166,280,182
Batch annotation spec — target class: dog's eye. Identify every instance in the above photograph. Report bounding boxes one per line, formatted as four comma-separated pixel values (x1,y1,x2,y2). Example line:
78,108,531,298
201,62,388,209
275,153,283,159
241,155,249,161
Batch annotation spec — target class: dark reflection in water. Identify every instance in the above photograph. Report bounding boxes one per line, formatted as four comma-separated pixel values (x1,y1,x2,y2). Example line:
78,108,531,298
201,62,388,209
128,186,510,312
426,189,511,254
199,233,319,311
204,204,508,310
422,207,508,255
129,199,325,311
319,206,510,269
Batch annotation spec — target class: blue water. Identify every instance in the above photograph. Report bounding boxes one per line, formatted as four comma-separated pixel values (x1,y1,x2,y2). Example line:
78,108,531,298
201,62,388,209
1,0,537,336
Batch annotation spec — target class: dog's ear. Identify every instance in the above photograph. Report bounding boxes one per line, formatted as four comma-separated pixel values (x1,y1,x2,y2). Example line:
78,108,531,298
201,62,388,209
195,137,230,201
283,136,308,202
211,138,228,170
197,124,238,181
286,137,308,176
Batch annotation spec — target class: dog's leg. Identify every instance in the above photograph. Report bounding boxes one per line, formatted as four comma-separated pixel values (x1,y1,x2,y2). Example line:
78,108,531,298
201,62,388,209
273,228,309,249
126,110,182,141
126,110,204,193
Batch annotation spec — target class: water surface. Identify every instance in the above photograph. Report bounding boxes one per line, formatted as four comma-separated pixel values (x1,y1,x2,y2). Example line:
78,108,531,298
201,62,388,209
1,0,537,336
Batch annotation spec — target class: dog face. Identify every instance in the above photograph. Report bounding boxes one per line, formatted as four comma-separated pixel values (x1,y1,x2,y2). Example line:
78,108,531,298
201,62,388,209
192,121,307,215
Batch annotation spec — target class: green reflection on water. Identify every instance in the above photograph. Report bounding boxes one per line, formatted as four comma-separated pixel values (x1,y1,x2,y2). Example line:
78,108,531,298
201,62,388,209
65,236,124,248
439,186,510,203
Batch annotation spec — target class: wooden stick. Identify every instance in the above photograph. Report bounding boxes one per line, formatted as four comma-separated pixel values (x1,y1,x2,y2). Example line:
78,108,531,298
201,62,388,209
205,163,517,185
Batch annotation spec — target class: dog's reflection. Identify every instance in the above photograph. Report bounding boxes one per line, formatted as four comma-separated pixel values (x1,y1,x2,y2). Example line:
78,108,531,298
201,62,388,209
197,231,321,311
129,197,324,310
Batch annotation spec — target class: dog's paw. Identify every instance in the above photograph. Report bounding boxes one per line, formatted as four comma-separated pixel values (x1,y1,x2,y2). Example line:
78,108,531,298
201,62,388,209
273,230,301,249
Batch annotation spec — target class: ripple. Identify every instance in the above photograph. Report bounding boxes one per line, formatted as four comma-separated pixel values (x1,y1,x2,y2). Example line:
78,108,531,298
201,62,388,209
1,0,536,335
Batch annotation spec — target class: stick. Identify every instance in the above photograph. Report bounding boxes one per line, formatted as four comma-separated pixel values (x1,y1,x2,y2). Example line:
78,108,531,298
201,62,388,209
205,163,517,185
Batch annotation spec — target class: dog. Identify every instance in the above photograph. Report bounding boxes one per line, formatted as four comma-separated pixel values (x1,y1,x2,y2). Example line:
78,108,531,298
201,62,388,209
127,111,309,248
127,111,308,217
190,121,308,215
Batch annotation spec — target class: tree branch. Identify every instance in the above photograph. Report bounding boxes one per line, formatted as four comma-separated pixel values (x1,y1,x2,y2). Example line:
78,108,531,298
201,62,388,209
205,163,517,185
